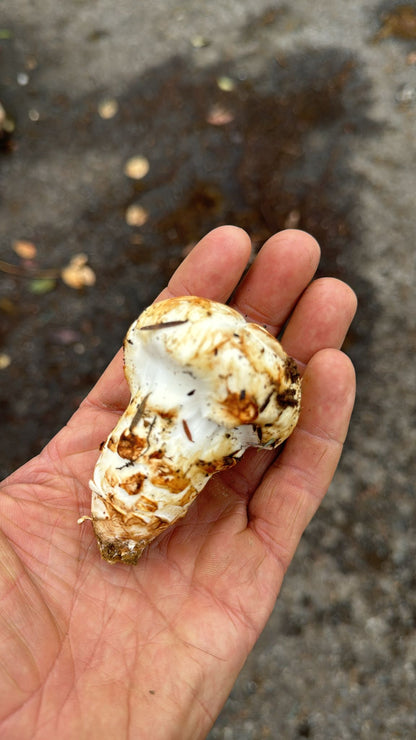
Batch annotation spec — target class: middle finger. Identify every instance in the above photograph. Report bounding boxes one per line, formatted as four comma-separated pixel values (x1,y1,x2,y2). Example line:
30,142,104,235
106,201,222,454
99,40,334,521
231,229,320,334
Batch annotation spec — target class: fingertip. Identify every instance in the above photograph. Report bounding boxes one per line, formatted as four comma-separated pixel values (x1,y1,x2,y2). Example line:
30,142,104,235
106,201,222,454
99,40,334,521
271,228,321,268
278,227,321,246
309,276,358,326
307,346,356,389
301,348,356,442
204,224,252,265
282,277,358,364
209,224,251,250
231,228,321,333
159,225,252,303
318,276,358,316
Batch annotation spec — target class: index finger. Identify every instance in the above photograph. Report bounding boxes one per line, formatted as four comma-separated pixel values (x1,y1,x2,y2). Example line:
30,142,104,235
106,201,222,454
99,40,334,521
231,229,321,334
157,225,251,303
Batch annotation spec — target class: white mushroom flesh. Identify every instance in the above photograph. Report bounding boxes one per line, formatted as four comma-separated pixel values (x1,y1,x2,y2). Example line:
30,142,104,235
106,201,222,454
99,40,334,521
89,296,301,563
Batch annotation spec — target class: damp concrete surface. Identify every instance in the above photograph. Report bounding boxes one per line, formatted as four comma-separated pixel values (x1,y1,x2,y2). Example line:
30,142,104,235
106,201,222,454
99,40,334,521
1,1,415,738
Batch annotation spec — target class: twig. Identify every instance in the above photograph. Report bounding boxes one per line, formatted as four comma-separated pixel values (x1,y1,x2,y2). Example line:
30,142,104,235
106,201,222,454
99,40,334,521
0,259,60,279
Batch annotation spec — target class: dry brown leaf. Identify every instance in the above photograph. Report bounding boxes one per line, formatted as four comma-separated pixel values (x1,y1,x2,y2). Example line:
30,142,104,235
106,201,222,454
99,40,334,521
124,155,150,180
191,35,210,48
216,76,235,92
98,98,119,119
12,239,37,259
0,353,11,370
206,104,234,126
125,204,148,226
61,253,96,289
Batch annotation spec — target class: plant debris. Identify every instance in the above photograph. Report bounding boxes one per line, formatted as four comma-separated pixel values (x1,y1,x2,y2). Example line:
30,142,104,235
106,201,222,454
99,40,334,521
206,104,234,125
1,248,96,291
29,278,57,294
12,240,37,259
61,253,96,289
0,101,15,150
191,35,210,48
216,76,236,92
98,98,119,119
0,353,11,370
123,155,150,180
125,204,149,226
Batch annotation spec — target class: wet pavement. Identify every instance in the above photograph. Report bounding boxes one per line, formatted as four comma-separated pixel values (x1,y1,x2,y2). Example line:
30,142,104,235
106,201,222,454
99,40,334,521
1,1,416,737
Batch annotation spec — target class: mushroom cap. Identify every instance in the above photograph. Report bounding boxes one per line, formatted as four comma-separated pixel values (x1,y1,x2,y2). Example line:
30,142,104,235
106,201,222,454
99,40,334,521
125,296,301,444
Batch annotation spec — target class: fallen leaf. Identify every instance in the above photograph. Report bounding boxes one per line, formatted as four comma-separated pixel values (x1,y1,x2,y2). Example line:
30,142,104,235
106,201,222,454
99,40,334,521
206,104,234,125
29,278,56,294
125,204,149,226
191,35,210,48
216,76,235,92
61,254,96,289
12,239,37,259
0,353,11,370
0,102,14,133
50,328,82,345
98,98,119,119
123,155,150,180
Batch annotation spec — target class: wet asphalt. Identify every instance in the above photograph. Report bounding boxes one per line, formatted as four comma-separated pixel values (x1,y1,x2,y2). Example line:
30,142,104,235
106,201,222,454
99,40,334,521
1,1,415,737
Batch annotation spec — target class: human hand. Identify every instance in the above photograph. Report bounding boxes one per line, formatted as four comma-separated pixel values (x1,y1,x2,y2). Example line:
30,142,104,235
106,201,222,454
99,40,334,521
0,227,356,739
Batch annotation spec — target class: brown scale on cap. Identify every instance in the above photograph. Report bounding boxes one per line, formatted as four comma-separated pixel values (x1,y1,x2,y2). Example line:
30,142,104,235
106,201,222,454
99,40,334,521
221,391,259,424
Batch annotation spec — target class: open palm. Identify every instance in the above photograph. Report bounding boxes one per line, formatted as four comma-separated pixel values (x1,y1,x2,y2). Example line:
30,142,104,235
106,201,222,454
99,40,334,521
0,227,356,739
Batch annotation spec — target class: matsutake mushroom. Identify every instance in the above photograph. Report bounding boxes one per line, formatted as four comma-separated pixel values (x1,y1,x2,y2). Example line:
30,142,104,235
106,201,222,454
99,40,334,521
87,296,301,563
